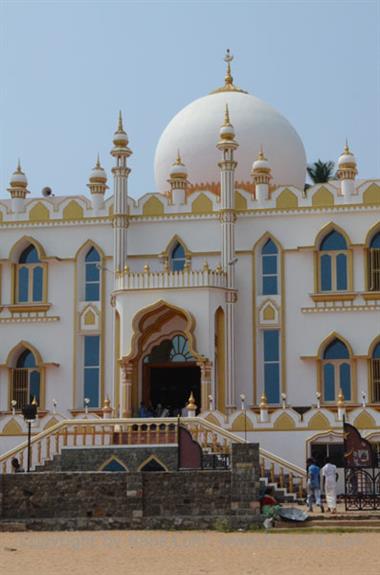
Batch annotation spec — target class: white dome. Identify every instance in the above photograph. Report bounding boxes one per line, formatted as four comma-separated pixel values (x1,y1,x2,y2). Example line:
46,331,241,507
154,91,306,192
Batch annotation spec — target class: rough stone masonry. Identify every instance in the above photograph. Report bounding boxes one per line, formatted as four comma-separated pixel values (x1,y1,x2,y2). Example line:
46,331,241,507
0,444,261,531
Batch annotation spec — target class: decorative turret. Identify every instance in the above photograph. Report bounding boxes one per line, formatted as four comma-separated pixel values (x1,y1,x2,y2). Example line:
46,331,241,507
218,104,237,144
217,105,239,412
336,140,357,201
110,111,132,275
7,161,29,213
251,147,272,203
88,155,108,210
168,150,188,205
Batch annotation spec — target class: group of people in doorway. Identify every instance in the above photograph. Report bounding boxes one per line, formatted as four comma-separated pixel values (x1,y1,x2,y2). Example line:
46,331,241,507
307,457,338,513
137,402,186,418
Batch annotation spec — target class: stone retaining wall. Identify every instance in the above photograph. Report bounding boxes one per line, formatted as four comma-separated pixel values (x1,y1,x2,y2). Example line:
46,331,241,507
0,444,261,530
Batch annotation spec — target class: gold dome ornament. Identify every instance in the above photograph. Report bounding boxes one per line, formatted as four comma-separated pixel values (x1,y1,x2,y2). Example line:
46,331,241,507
186,392,197,412
169,150,188,180
8,160,29,199
337,139,357,177
211,49,248,95
111,111,132,158
219,103,236,141
88,155,108,196
259,392,268,409
337,388,345,408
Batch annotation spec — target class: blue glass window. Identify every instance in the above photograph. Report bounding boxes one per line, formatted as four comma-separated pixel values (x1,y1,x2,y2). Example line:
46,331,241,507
262,239,278,295
324,339,349,360
85,247,100,301
336,254,347,290
29,370,41,404
322,338,351,402
373,342,380,359
17,244,45,303
370,233,380,249
263,330,280,403
17,350,36,368
319,230,348,292
323,364,335,401
19,245,40,263
13,350,40,406
170,242,186,271
18,267,29,302
320,231,347,251
340,363,351,401
84,335,100,407
320,254,332,291
33,266,43,301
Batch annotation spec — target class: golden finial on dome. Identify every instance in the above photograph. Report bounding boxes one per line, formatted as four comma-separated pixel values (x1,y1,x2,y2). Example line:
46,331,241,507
16,158,23,173
175,149,184,165
117,110,124,133
224,103,231,126
95,153,101,169
210,49,248,95
224,48,234,86
258,145,267,161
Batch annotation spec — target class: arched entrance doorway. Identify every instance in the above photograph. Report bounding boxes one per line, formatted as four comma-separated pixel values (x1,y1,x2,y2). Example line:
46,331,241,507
120,300,211,416
143,335,200,415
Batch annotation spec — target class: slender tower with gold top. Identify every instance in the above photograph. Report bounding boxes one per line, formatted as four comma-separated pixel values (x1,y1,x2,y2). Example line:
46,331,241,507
217,102,239,412
111,112,132,278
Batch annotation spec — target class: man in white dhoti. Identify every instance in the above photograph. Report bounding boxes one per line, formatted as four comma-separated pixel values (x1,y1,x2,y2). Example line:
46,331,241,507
322,458,338,513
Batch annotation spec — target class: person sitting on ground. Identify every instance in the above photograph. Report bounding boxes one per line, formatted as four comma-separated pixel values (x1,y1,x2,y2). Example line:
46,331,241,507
11,457,24,473
261,487,281,518
307,457,324,513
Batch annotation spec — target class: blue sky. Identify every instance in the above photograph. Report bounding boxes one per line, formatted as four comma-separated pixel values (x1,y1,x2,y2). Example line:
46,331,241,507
0,0,379,199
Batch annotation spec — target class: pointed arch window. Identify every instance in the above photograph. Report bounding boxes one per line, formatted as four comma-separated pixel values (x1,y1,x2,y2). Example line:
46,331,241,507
83,335,100,407
319,230,348,292
11,349,41,408
261,239,278,295
263,329,280,403
370,341,380,402
170,242,186,272
85,247,100,301
368,232,380,292
321,338,351,402
16,245,45,303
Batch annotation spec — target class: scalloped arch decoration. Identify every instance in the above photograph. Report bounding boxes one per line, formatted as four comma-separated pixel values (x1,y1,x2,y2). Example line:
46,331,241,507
142,196,164,216
353,411,376,429
308,412,330,430
273,412,296,430
63,200,84,220
276,189,298,209
2,419,23,434
312,186,334,207
191,193,213,214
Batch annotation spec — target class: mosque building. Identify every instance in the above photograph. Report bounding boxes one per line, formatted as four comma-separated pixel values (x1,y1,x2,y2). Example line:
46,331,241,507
0,51,379,472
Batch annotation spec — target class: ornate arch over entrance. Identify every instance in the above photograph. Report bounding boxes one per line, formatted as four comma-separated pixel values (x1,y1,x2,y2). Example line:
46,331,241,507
119,300,211,416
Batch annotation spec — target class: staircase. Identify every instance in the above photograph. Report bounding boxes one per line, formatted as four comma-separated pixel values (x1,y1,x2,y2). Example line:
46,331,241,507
0,416,306,502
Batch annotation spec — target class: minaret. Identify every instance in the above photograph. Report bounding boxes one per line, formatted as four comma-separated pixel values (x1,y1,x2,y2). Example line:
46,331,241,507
251,147,272,204
217,104,239,412
111,111,132,276
7,161,29,213
168,150,188,206
88,155,108,211
336,140,357,201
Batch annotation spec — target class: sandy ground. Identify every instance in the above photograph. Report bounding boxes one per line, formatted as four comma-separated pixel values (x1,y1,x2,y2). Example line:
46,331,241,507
0,531,379,575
